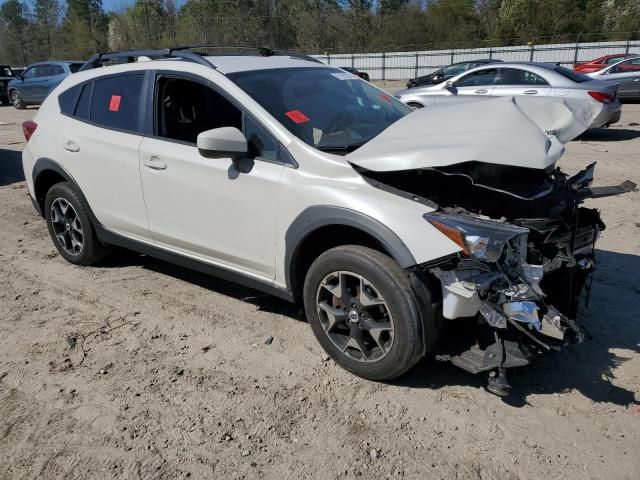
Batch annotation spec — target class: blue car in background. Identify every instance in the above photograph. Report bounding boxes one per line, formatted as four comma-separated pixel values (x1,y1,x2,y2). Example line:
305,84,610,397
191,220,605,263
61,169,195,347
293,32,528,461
8,60,83,109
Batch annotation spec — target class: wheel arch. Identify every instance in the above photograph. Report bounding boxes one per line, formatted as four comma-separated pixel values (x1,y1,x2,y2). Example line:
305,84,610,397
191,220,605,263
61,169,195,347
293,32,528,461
32,158,95,222
284,206,416,300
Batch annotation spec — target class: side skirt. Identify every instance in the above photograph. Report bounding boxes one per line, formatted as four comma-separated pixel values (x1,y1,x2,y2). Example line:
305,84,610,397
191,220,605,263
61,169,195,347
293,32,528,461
95,226,295,303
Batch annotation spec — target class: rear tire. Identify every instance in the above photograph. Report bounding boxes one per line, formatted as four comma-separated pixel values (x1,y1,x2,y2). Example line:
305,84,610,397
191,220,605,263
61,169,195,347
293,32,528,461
44,182,110,265
10,90,25,109
303,245,424,381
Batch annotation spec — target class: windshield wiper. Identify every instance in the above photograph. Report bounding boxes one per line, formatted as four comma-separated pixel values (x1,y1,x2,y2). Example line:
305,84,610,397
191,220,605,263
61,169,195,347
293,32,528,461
317,140,369,153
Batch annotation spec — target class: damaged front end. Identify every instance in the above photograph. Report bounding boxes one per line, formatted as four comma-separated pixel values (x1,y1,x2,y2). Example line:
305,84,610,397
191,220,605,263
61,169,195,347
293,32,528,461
358,162,635,396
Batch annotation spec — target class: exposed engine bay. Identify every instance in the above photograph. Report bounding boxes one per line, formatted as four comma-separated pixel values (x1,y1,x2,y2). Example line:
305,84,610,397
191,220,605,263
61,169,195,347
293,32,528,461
355,161,636,396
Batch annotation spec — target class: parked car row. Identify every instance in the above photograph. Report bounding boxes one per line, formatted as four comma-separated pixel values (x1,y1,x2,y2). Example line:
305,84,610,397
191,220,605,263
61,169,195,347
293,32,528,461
2,61,83,109
402,53,640,102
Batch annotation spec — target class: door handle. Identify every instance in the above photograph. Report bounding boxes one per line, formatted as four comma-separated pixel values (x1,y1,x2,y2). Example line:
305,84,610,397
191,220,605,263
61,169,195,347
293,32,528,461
523,90,538,94
633,78,640,82
64,140,80,153
475,89,488,94
143,156,167,171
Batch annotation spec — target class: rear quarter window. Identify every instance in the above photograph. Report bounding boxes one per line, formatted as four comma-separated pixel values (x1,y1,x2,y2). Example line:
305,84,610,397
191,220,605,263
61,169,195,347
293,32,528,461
58,84,82,115
90,74,144,133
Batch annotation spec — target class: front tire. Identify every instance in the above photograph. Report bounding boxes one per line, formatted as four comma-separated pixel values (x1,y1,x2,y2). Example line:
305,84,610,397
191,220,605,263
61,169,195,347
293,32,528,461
303,246,424,381
10,90,25,109
44,182,109,265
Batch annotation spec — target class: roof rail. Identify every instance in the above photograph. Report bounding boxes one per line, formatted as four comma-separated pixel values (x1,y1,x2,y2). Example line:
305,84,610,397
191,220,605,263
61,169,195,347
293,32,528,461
177,45,323,64
79,45,323,72
79,48,215,72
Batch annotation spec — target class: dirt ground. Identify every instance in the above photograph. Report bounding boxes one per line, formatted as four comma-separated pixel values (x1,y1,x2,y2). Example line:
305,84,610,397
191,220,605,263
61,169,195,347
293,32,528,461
1,94,639,480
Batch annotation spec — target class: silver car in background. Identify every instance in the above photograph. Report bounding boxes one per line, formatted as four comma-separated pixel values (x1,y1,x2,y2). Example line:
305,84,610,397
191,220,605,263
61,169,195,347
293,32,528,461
587,56,640,101
394,62,622,128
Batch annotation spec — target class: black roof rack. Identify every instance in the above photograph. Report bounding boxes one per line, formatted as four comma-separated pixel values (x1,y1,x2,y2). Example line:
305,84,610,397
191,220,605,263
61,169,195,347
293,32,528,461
79,45,322,72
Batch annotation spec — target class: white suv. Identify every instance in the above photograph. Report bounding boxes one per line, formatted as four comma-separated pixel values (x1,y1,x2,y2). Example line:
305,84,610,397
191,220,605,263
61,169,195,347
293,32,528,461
21,47,635,395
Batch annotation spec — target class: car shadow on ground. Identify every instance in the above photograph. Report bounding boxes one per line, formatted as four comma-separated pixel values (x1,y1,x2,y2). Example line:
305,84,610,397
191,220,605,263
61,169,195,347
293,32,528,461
578,128,640,142
103,247,639,407
99,249,303,318
0,148,25,186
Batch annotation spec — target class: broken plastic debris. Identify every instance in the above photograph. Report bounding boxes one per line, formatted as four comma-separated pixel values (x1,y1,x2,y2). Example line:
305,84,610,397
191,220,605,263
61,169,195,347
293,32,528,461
503,301,541,330
539,305,567,340
479,302,507,329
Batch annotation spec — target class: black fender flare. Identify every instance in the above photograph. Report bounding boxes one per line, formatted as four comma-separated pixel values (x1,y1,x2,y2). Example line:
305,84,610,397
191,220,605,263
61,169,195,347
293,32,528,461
284,205,416,291
31,158,99,225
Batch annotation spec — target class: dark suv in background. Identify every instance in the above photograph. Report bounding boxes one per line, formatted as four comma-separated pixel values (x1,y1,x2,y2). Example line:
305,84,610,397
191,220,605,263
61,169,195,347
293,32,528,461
406,59,502,88
0,65,16,105
7,61,83,109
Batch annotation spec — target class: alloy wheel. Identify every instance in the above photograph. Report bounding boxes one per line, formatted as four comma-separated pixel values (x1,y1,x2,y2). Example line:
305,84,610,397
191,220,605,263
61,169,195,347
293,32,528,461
316,271,394,362
50,198,84,256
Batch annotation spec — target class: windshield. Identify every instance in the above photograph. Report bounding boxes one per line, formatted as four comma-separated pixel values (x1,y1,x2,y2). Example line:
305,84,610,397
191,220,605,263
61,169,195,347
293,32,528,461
227,67,411,152
68,63,83,73
553,66,591,83
0,67,13,77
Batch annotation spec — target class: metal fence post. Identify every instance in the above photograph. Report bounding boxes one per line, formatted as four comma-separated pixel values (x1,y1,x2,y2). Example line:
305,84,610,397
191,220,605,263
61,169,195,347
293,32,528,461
382,52,386,81
415,52,419,78
529,43,535,62
573,34,581,67
489,46,493,59
625,33,631,54
450,49,454,64
351,54,355,68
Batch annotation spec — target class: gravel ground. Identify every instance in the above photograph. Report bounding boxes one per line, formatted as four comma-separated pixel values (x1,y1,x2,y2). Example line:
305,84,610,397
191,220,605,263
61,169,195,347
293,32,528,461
0,95,639,480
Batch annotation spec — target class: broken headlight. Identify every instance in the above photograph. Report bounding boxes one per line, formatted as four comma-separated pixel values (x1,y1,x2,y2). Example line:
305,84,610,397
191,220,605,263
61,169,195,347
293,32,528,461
424,212,529,263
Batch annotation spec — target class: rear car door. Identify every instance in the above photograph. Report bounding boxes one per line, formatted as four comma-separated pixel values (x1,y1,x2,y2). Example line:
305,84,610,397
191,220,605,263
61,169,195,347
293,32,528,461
452,68,499,96
491,67,552,98
38,64,66,101
58,72,151,241
138,73,285,279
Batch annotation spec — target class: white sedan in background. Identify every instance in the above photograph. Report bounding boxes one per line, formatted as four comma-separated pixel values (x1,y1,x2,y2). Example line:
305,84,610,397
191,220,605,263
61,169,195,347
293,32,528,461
394,62,622,129
587,56,640,101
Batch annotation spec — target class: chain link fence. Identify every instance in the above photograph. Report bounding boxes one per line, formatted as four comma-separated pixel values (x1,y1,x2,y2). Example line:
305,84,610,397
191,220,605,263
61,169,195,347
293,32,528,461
313,39,640,81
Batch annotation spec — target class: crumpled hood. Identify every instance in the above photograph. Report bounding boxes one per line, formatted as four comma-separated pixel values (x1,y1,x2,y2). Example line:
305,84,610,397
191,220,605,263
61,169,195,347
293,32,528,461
347,96,597,172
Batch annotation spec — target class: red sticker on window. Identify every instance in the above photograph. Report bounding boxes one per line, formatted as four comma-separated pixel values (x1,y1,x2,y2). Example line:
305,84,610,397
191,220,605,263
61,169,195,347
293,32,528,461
285,110,310,124
379,93,392,102
109,95,121,112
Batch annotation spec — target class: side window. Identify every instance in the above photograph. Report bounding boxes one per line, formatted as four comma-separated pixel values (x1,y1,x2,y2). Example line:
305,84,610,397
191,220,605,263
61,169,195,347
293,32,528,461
155,76,242,144
90,74,144,133
244,115,278,162
75,82,92,120
58,84,82,115
454,68,500,87
605,56,625,64
498,68,549,86
22,67,37,79
50,65,65,76
35,65,51,77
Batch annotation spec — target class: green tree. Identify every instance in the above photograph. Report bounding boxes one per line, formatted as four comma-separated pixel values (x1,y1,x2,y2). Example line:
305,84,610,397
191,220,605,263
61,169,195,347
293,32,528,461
0,0,29,65
34,0,60,58
59,0,108,59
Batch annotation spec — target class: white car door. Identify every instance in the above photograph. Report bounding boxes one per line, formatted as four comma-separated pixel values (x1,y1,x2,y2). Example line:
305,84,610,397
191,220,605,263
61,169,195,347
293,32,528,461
60,72,150,241
138,74,285,279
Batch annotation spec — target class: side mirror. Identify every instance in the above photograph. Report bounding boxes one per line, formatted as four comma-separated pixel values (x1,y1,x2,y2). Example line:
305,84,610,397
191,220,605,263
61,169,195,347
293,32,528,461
197,127,247,158
445,81,457,93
